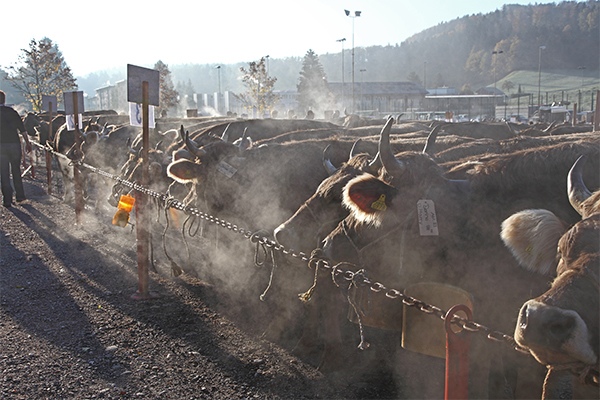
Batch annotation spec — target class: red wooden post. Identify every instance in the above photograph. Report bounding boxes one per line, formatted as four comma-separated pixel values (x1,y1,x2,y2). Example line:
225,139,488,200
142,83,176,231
445,304,472,400
46,103,53,194
72,92,84,224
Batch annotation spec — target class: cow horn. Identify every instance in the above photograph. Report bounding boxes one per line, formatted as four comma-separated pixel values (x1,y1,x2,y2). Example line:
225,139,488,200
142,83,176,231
505,121,520,136
567,155,592,217
155,140,163,151
349,139,362,160
185,130,206,157
543,120,556,133
126,137,136,155
179,125,186,142
379,117,406,176
322,144,337,176
238,127,249,153
221,123,232,142
422,124,441,156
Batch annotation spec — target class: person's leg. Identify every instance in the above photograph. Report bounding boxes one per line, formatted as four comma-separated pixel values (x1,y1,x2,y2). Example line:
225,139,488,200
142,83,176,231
0,145,15,206
10,145,26,202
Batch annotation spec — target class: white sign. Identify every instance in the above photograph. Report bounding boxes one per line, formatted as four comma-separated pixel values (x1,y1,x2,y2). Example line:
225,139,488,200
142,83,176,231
42,95,58,112
66,114,83,131
129,103,156,128
216,160,237,178
417,199,439,236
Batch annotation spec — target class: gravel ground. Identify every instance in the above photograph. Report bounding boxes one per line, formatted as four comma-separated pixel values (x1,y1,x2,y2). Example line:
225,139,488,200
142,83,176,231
1,171,405,400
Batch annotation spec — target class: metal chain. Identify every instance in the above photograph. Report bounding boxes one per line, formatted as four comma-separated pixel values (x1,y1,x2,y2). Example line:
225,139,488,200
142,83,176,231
32,141,531,356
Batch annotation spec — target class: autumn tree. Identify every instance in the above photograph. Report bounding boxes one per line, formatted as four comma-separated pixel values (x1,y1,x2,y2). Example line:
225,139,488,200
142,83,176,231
296,49,333,116
233,57,278,116
4,38,77,112
154,60,179,117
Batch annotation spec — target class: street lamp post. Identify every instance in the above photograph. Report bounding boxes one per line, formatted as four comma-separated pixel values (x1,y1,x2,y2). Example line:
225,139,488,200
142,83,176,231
216,65,221,94
492,50,503,120
336,38,346,110
345,9,361,114
360,69,366,111
265,55,270,75
537,45,546,119
423,60,428,91
578,66,586,111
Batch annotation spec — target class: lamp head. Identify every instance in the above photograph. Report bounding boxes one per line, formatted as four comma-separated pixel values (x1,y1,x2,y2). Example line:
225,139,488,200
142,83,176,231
344,9,350,16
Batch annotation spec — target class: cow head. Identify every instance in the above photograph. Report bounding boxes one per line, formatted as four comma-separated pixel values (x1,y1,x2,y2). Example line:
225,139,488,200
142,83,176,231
501,155,599,385
322,118,471,275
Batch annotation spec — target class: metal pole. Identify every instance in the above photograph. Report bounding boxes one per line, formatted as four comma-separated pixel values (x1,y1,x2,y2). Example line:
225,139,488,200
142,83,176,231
337,38,346,110
46,103,53,194
352,17,355,114
537,46,546,119
445,304,472,400
72,92,84,224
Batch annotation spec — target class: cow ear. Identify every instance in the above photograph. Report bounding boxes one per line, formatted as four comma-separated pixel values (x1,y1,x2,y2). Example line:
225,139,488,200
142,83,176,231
167,159,204,183
500,209,566,275
343,174,397,226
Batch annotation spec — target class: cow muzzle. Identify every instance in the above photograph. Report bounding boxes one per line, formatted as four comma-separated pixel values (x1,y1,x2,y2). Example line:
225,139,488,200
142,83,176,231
515,300,597,365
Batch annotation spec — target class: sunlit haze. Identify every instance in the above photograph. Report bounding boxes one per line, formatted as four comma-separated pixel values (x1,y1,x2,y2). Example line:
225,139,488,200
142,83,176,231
4,0,555,77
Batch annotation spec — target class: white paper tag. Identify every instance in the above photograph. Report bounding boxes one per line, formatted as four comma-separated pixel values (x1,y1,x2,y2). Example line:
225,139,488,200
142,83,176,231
417,199,439,236
216,160,237,178
129,102,156,128
66,114,83,131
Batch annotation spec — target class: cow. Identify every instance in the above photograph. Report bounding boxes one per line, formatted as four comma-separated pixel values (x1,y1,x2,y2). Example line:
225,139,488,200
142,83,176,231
165,131,365,344
297,118,599,398
501,155,599,398
52,119,104,203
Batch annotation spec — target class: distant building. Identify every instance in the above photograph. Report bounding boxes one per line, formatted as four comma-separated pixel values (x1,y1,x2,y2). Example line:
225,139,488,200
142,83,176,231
328,81,427,117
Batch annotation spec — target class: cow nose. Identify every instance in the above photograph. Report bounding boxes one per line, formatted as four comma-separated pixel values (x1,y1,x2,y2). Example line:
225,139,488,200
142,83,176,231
517,301,577,349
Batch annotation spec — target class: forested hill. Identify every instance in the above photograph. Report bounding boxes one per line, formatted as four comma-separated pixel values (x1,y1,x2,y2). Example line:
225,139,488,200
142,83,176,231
73,1,598,96
377,1,599,88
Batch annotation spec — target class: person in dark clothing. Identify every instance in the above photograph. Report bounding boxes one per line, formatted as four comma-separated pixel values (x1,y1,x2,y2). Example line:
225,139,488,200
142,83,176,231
0,90,32,207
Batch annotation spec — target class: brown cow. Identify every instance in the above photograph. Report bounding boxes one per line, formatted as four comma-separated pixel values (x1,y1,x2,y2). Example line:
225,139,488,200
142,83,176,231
501,155,599,398
305,119,599,398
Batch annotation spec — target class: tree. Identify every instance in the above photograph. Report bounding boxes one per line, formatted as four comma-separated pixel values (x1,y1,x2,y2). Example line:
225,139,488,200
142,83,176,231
296,49,333,116
233,57,278,116
154,60,179,117
501,80,515,94
406,71,422,86
4,38,77,112
460,84,474,95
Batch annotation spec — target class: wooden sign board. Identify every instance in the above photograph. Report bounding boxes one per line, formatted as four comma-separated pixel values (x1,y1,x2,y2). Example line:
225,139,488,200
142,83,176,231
127,64,159,106
42,95,58,112
63,91,84,115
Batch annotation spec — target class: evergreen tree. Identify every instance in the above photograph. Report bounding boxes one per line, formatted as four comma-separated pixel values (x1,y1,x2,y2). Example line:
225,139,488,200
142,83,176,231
154,60,179,117
406,71,422,86
296,49,333,116
234,57,278,116
4,38,77,112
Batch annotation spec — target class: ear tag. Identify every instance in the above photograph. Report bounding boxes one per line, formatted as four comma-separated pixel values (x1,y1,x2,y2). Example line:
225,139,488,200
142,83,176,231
525,243,533,254
371,194,387,211
417,199,439,236
216,160,237,178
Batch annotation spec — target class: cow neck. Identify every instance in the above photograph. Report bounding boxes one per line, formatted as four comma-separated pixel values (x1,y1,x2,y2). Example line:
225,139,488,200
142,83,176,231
341,211,414,267
304,199,346,243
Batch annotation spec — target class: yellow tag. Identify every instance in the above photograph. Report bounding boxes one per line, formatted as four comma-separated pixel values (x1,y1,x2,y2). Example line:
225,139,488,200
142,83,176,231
371,194,387,211
525,243,533,254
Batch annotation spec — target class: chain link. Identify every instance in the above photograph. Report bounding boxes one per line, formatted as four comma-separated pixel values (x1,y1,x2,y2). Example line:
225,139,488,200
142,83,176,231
32,141,532,356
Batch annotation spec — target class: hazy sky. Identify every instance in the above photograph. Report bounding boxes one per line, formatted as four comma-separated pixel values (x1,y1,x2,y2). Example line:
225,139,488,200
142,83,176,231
3,0,551,77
